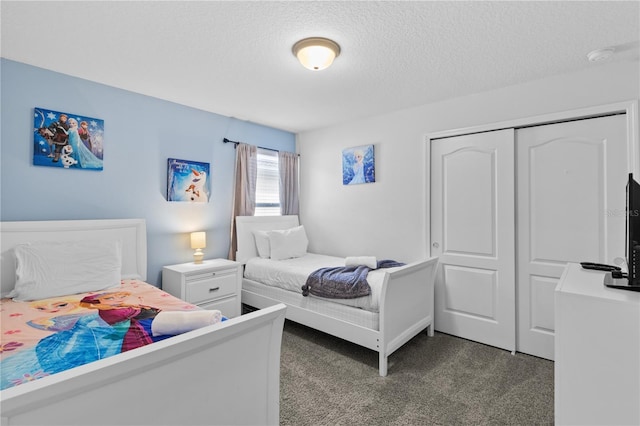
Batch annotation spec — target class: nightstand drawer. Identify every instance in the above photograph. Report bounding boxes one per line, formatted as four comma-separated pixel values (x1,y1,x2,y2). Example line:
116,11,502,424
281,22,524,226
162,259,241,317
185,271,237,304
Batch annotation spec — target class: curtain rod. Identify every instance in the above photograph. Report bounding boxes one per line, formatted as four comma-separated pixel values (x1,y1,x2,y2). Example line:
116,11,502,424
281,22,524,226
223,138,299,156
222,137,279,153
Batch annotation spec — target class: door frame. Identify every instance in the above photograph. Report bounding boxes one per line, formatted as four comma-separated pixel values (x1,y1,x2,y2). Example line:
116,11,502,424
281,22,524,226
425,100,639,259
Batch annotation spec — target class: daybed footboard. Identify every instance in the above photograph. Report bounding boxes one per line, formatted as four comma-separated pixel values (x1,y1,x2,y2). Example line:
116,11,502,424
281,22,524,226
378,257,439,376
1,304,287,426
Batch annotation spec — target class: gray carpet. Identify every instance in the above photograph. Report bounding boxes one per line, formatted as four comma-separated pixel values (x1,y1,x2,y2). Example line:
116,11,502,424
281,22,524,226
279,320,554,425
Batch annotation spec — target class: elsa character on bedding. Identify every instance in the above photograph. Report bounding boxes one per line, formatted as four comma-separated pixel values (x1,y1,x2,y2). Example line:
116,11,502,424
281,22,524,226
67,117,103,170
27,298,85,329
0,298,126,390
0,291,166,390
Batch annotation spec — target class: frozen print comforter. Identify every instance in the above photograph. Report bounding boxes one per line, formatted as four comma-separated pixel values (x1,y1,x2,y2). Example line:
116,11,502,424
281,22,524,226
0,280,203,390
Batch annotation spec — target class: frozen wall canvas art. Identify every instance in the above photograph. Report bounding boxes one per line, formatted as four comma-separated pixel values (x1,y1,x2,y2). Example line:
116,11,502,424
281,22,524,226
33,107,104,171
167,158,210,202
342,144,375,185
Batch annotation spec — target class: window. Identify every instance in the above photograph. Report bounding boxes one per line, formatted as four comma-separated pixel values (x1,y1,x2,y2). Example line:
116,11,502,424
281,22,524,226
255,148,280,216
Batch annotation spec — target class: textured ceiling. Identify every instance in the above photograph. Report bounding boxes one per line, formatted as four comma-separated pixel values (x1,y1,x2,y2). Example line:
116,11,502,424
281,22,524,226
2,1,639,133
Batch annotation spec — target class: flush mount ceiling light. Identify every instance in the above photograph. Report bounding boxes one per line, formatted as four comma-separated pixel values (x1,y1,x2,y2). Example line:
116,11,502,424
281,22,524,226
292,37,341,71
587,48,615,62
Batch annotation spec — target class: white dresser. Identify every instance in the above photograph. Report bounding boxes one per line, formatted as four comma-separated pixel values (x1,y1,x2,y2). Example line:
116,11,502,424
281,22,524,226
162,259,242,318
555,263,640,425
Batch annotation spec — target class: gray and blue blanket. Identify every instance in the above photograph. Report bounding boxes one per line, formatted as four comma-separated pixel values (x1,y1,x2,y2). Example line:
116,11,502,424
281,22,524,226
301,260,405,299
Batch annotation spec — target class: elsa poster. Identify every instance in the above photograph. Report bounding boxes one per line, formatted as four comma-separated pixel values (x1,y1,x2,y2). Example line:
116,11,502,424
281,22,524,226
342,144,375,185
167,158,210,202
33,107,104,170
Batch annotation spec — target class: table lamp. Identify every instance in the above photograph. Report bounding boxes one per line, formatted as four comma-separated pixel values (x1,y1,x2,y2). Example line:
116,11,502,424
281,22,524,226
190,231,206,264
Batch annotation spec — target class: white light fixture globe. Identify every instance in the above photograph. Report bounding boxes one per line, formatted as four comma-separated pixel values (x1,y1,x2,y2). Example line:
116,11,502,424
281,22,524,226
587,48,615,62
292,37,341,71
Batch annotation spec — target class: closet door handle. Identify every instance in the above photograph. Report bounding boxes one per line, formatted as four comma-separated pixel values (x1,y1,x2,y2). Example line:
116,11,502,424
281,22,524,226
432,242,440,249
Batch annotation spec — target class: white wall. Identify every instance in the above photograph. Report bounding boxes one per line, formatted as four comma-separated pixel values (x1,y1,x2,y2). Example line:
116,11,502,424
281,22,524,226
297,60,640,262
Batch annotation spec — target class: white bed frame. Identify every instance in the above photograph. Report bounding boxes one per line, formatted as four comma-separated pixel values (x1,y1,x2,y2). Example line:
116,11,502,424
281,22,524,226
236,215,438,377
0,218,286,426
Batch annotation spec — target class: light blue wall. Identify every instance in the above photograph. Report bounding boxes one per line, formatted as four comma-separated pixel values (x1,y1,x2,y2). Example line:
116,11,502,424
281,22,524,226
0,59,296,286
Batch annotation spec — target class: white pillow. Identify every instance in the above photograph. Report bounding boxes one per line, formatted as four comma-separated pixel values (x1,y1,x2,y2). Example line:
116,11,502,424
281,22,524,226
345,256,378,269
8,240,122,301
268,225,309,260
253,230,271,258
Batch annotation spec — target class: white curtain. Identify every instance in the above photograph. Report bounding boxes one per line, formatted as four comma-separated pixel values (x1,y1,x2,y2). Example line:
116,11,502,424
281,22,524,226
228,143,257,260
278,151,299,216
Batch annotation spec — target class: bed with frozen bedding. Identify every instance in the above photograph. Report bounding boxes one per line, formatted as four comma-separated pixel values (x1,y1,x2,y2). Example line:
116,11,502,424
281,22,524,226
0,279,223,391
0,218,285,426
236,215,438,376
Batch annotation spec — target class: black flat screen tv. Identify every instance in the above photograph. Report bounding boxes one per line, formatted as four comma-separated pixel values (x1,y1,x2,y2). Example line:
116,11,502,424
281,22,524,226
627,173,640,286
604,173,640,291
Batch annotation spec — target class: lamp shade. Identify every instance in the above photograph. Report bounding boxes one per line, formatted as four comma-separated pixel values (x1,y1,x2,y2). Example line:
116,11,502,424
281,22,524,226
190,232,206,249
292,37,340,71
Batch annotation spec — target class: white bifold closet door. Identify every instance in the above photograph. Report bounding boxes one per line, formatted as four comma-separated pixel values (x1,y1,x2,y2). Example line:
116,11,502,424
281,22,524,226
516,114,628,360
431,114,628,359
430,129,516,352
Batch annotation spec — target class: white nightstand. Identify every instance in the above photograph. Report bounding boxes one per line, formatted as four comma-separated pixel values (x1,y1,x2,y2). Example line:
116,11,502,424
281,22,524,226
162,259,242,318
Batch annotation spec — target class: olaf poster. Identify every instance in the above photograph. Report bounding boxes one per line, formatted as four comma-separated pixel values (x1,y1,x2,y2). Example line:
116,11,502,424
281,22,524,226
167,158,210,202
33,107,104,171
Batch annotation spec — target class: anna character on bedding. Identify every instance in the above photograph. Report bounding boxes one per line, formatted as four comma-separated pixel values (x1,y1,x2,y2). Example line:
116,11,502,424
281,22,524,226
79,291,171,351
0,291,167,390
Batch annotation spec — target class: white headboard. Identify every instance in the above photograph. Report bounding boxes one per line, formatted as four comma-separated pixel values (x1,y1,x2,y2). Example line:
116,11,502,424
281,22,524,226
0,218,147,297
235,215,299,263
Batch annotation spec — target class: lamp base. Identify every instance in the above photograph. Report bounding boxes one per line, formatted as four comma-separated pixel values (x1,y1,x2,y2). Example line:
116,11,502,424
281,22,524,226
193,249,204,264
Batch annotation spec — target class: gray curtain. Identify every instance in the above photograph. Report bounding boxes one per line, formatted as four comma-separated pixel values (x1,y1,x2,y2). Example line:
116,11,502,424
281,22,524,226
278,151,299,216
228,143,257,260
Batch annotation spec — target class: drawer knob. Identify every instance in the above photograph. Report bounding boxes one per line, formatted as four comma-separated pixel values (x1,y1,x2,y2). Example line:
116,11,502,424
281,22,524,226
209,287,220,292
